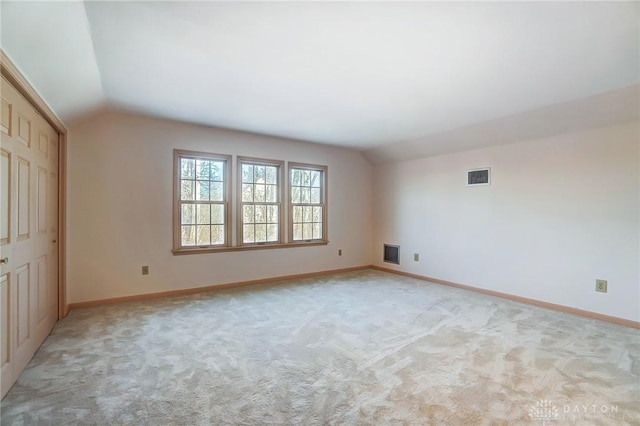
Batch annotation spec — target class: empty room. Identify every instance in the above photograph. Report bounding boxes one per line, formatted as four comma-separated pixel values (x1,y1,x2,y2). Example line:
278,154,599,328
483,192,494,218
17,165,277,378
0,1,638,424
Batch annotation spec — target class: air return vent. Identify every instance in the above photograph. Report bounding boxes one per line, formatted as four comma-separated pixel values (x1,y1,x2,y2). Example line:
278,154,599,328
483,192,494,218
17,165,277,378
467,168,491,186
384,244,400,264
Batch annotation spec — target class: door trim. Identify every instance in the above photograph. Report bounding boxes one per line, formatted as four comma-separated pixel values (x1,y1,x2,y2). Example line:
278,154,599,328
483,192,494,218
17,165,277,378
1,50,68,318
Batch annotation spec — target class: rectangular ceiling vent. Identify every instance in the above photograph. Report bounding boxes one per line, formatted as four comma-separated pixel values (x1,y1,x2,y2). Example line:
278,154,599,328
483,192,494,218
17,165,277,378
384,244,400,264
467,168,491,186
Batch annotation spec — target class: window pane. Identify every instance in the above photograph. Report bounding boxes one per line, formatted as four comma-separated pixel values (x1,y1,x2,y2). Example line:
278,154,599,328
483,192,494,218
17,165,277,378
302,170,311,186
303,206,313,222
310,171,321,188
301,188,310,203
291,187,301,203
211,182,223,201
242,164,254,183
311,188,320,204
254,184,266,202
196,181,210,201
181,180,195,201
303,223,313,240
181,225,195,246
196,160,211,180
243,224,255,243
291,169,299,186
267,205,278,223
242,184,253,202
255,165,266,183
197,204,210,224
266,166,277,185
267,224,278,242
243,205,254,224
313,206,322,222
313,223,322,239
196,225,210,245
255,205,266,223
293,224,302,240
211,225,224,245
182,204,195,225
293,206,303,223
266,184,277,203
211,204,224,224
212,162,224,181
255,224,267,242
181,158,195,179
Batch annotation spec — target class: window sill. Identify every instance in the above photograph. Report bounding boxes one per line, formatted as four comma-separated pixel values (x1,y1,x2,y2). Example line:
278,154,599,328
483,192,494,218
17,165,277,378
172,240,329,255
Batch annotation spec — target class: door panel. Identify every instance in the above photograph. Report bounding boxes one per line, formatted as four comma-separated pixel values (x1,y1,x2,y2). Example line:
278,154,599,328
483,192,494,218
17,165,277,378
16,157,29,240
48,243,58,312
38,131,48,158
37,167,47,233
15,263,29,347
1,273,9,366
49,173,57,233
1,150,9,244
1,98,11,135
1,75,59,399
0,273,11,395
37,255,47,322
17,115,30,147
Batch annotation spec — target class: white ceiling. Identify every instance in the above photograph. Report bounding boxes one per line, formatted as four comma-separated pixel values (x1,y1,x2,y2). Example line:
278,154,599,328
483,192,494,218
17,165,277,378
1,1,638,154
1,1,104,120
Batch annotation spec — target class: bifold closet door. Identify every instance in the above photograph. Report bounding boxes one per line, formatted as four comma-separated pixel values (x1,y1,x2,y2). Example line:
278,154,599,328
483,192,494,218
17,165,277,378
1,75,59,399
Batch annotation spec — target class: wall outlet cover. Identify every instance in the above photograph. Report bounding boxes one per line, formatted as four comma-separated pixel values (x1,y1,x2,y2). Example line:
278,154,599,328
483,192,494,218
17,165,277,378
596,279,607,293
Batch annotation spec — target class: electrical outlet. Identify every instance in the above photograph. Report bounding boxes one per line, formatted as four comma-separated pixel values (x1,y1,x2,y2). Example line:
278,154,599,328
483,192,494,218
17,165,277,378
338,249,342,256
414,253,419,262
596,279,607,293
142,266,149,276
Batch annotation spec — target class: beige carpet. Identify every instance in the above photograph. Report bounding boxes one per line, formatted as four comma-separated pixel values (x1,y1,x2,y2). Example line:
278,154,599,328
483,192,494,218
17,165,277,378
1,269,638,425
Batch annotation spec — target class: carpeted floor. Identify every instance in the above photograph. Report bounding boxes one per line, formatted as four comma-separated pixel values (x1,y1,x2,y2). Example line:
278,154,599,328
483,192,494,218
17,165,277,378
1,269,639,425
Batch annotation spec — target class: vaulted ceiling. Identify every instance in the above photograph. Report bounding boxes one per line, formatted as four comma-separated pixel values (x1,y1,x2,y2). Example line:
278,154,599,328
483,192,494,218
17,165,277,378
1,1,638,158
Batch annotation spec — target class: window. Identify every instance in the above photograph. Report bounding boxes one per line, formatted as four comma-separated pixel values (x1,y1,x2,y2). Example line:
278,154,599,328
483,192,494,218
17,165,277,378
289,163,327,243
173,151,328,254
238,157,283,245
174,150,230,251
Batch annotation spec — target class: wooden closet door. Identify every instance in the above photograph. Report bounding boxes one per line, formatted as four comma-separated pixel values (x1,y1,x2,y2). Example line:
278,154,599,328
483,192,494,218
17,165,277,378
0,75,58,399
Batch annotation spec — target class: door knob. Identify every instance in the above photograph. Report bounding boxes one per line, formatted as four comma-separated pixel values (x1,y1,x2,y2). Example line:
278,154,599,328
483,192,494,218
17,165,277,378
52,240,57,243
0,257,7,264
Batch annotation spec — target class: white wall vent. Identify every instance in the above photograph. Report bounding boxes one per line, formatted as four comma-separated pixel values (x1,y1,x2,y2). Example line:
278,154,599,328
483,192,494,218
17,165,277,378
467,168,491,186
384,244,400,264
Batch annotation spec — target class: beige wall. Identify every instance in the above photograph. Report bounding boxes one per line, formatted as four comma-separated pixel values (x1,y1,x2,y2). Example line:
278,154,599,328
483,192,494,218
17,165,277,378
66,108,639,323
372,122,640,322
67,109,373,303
